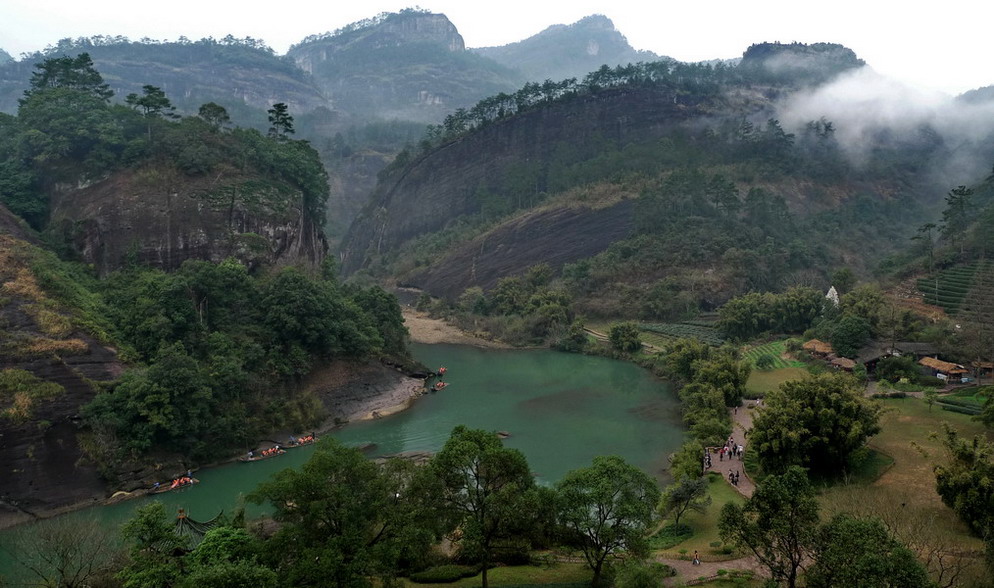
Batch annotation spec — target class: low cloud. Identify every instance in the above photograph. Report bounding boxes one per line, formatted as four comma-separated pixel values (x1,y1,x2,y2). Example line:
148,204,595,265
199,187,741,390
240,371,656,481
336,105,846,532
780,67,994,186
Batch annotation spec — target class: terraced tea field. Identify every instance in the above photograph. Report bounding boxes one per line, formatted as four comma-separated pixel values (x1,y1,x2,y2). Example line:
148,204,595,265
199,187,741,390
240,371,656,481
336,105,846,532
917,262,988,315
638,322,725,346
742,340,806,369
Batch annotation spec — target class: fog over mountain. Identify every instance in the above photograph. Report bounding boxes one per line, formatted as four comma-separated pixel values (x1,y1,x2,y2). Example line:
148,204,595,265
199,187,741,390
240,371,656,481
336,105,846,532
781,66,994,187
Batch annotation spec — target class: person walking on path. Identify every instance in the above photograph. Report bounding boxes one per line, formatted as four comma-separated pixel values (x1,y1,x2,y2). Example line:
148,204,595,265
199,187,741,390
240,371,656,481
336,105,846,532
711,403,757,498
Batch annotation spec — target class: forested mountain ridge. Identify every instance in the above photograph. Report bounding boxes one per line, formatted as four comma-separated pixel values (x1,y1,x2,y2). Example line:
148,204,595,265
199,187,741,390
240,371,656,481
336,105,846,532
0,36,326,120
473,14,661,84
340,42,991,320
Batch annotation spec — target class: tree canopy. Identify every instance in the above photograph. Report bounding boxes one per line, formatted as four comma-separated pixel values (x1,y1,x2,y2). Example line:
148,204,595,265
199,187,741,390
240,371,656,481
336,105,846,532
556,455,661,585
749,374,881,477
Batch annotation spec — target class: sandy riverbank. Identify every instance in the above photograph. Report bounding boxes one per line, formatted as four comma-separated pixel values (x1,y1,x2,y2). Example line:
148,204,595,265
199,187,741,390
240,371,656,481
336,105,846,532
402,308,509,348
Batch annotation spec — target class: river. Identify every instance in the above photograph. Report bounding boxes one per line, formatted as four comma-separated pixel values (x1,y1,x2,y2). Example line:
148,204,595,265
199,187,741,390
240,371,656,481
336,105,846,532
0,343,683,576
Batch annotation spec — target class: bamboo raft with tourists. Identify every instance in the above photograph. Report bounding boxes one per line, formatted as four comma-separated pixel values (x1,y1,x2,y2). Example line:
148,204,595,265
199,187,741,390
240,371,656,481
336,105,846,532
240,446,286,462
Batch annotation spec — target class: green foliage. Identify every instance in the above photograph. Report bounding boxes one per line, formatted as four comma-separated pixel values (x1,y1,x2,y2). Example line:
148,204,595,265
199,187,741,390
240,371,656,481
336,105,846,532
875,355,920,383
179,561,277,588
830,268,856,295
609,322,642,353
266,102,294,140
24,52,112,100
125,84,177,118
659,476,711,527
647,523,694,550
933,424,994,538
84,342,212,455
669,440,707,481
84,260,405,460
118,502,188,588
409,565,478,583
805,514,933,588
749,374,882,477
249,439,433,587
612,561,676,588
0,368,65,423
829,315,870,358
719,467,819,588
556,455,660,586
719,287,824,340
427,426,536,588
754,353,777,370
638,322,725,346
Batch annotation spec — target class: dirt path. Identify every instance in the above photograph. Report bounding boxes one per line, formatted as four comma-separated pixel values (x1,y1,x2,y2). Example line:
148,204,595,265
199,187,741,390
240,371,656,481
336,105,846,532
705,404,756,498
659,553,766,586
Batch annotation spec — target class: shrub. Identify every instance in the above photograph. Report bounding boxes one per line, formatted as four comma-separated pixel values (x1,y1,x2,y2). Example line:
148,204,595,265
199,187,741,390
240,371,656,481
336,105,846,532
648,523,693,549
941,404,981,416
755,353,777,370
409,564,477,583
918,375,946,387
870,392,907,399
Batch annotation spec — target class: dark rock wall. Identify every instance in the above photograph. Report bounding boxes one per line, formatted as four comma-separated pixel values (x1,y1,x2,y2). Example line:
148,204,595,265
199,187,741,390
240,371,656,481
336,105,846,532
340,86,702,275
407,200,635,300
50,172,327,275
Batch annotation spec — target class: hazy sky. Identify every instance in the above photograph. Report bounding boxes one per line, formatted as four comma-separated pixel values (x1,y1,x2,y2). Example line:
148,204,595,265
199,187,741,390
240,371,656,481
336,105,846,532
2,0,990,95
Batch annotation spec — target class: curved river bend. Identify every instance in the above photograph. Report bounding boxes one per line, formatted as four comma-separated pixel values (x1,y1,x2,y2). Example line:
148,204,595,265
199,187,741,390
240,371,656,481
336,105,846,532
3,344,684,540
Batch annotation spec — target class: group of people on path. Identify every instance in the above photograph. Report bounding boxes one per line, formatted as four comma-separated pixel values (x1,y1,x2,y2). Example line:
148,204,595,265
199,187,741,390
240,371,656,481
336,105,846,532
703,435,745,472
721,436,744,461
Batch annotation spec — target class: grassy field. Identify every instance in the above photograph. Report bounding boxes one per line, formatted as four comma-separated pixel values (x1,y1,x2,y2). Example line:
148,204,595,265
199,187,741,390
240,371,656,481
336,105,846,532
819,396,992,585
656,472,746,561
744,367,809,396
401,563,592,587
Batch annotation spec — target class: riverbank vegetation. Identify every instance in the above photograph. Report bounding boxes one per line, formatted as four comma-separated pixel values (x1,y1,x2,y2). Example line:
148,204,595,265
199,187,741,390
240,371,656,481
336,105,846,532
0,54,416,476
83,261,410,468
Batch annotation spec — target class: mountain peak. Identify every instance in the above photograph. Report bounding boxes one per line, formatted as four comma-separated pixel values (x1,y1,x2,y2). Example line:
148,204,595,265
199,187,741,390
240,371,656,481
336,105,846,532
290,10,465,55
473,14,659,83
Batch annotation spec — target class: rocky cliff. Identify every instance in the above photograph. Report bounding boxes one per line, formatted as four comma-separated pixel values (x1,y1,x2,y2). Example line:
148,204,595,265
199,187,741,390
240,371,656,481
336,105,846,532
0,219,125,526
473,15,661,84
288,11,521,123
340,85,706,277
407,199,637,300
49,166,327,275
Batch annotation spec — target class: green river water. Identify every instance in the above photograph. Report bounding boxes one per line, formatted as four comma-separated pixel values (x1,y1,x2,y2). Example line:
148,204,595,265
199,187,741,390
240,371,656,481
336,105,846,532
0,343,683,575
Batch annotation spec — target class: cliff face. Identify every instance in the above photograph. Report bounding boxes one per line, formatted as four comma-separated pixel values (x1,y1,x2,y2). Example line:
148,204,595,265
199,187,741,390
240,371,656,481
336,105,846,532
50,167,327,275
407,200,636,300
340,86,704,277
473,15,661,84
0,224,124,526
288,12,520,123
291,13,466,72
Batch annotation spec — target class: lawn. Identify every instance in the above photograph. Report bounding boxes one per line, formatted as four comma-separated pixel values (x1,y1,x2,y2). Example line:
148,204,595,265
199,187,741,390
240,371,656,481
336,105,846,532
656,472,745,561
818,396,992,584
744,367,808,396
401,563,592,587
